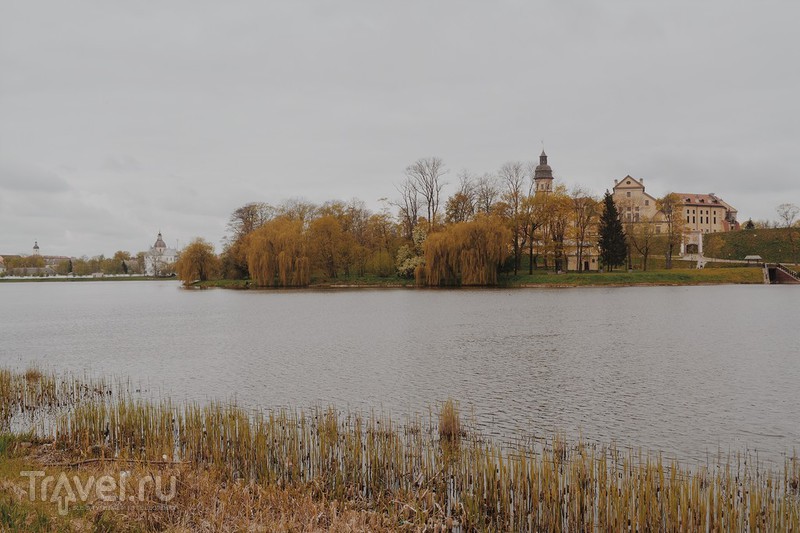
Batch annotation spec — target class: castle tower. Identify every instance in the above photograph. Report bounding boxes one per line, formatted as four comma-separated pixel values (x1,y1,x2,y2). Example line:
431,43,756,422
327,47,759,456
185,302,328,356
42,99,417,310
534,150,554,193
33,241,40,256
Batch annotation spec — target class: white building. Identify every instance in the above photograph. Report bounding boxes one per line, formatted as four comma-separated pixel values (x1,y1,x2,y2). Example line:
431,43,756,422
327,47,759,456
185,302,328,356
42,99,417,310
144,232,178,276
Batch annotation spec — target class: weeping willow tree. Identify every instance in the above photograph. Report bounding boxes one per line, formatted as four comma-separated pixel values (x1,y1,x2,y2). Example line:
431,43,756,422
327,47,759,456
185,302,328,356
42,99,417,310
419,216,510,286
175,238,220,285
246,217,310,286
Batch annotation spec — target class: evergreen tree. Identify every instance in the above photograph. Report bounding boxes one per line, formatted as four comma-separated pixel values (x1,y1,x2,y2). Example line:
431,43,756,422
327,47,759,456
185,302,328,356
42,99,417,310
598,191,628,271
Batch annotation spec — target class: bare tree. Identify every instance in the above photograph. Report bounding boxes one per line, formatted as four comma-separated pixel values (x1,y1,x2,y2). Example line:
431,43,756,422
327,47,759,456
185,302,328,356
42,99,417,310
570,187,600,272
405,157,447,229
475,173,499,214
391,177,420,240
776,203,799,228
499,161,529,275
657,193,684,269
276,198,318,223
445,171,478,223
626,216,657,271
225,202,274,243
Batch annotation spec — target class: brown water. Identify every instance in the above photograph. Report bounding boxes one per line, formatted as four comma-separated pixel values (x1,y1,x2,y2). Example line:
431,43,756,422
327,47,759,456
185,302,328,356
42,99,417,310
1,280,797,463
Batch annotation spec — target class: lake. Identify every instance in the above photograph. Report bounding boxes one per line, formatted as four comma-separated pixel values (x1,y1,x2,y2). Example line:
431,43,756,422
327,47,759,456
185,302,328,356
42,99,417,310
1,280,797,464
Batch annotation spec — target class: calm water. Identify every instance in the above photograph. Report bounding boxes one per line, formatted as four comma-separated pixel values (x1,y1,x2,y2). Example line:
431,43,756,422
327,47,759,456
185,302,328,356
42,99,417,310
1,281,798,463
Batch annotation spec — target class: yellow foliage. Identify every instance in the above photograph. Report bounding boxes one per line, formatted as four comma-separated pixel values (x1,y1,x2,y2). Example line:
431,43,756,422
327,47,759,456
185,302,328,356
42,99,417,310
176,238,220,284
246,218,311,287
420,215,510,286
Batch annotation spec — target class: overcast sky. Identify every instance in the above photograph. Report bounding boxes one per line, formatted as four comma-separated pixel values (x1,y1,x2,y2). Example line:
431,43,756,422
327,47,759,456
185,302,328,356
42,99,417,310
1,1,798,257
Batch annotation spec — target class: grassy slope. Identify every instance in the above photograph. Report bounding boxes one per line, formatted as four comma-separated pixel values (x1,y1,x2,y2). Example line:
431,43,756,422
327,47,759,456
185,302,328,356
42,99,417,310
704,227,800,263
502,267,763,286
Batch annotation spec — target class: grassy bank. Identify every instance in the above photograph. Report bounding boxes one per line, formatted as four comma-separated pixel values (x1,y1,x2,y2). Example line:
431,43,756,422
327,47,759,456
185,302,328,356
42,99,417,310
503,267,764,287
1,368,798,531
705,227,800,263
197,267,764,290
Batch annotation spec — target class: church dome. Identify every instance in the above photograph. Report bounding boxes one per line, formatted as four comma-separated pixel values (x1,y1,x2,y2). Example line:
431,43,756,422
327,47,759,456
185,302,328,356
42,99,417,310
153,232,167,249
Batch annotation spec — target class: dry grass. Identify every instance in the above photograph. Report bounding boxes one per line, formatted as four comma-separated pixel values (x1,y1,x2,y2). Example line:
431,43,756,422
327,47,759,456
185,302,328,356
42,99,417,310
23,367,43,383
437,399,460,444
1,367,799,531
0,456,406,532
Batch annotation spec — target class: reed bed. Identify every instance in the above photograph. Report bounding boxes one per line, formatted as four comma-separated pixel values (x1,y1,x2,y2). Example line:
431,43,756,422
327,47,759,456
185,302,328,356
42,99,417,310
0,367,112,432
4,368,800,530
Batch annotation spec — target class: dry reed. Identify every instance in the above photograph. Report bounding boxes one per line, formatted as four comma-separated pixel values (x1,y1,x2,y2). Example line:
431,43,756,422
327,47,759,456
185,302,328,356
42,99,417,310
2,367,799,531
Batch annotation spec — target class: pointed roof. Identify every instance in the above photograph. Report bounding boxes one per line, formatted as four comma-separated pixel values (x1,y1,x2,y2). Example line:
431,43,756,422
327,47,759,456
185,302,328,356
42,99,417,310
535,151,553,180
612,175,646,190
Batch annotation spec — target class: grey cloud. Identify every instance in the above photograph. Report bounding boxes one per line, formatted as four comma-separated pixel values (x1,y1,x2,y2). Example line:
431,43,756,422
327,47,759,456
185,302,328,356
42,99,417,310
0,161,71,192
102,155,143,173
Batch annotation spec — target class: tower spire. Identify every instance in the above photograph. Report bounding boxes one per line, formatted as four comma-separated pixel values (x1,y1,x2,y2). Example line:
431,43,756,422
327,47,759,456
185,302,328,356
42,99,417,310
533,147,554,194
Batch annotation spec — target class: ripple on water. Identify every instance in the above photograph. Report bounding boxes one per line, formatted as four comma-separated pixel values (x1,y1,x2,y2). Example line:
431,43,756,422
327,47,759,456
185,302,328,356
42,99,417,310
0,282,798,464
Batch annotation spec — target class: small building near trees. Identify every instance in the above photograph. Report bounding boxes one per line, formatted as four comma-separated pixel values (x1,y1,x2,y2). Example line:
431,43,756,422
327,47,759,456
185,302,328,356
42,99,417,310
144,232,178,276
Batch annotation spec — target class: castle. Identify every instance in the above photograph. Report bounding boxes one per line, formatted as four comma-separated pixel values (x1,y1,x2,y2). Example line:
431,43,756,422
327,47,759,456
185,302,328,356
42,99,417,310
534,152,739,268
611,175,738,255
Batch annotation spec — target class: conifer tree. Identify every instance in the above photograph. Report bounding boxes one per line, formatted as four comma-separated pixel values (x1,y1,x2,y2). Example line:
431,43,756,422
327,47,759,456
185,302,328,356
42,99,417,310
598,191,627,271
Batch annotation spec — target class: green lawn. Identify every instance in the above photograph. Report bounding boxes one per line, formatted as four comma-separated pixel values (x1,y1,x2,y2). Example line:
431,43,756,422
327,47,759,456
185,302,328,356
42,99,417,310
501,267,763,286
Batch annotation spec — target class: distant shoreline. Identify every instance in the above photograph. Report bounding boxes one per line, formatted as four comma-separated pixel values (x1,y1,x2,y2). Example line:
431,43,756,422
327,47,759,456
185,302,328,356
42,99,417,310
194,267,766,290
0,267,771,288
0,275,166,283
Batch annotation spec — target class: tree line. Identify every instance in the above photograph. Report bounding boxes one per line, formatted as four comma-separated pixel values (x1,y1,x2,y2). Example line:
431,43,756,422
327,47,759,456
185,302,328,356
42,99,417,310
175,156,699,286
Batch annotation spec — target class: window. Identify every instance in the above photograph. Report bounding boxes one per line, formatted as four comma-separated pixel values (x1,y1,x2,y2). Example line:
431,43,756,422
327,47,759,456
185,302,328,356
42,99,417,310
626,192,631,197
656,226,661,234
686,216,690,223
713,217,717,224
645,200,649,206
693,216,696,223
626,181,631,184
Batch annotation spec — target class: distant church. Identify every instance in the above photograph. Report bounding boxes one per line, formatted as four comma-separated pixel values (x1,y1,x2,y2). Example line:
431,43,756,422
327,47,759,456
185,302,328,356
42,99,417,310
144,231,178,276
